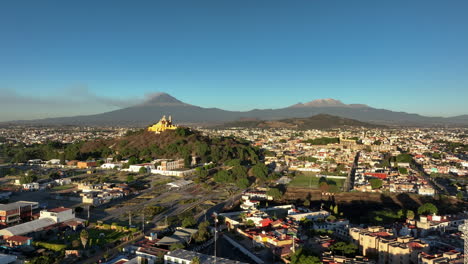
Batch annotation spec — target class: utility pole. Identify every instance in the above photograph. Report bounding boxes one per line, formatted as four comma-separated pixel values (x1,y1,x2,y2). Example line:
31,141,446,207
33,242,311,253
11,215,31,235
129,212,132,226
87,205,90,220
214,213,218,264
459,220,468,264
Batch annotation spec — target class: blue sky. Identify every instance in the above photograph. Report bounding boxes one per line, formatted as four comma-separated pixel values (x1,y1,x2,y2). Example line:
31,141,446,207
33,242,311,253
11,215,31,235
1,0,467,121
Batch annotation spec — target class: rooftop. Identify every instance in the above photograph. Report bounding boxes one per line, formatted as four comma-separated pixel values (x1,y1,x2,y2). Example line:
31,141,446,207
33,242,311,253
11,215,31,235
165,249,248,264
0,201,37,211
47,207,71,213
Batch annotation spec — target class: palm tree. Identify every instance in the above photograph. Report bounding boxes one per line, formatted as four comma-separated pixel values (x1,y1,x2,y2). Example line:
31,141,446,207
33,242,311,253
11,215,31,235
191,256,201,264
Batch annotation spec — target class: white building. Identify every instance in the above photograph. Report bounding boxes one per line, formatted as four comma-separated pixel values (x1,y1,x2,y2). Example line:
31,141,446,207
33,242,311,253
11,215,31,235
39,207,75,223
129,163,155,173
101,163,123,170
151,168,196,177
0,207,82,237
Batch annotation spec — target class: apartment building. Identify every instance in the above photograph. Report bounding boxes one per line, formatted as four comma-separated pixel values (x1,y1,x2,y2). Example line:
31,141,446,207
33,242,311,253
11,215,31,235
350,227,429,264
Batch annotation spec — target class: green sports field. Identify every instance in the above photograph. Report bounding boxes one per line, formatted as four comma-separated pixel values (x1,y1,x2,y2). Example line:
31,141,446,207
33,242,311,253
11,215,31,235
288,173,345,188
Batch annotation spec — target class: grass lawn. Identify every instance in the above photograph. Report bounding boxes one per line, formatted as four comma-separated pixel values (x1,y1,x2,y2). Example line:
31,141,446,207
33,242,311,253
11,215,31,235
289,173,345,188
52,184,76,191
63,228,128,247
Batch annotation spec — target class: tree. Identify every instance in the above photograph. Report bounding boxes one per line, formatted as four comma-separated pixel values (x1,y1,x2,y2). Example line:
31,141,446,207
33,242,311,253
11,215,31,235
245,219,255,227
333,205,339,215
457,191,464,200
303,199,310,207
191,257,201,264
236,178,250,189
267,188,283,200
139,167,147,174
127,174,135,182
406,210,415,220
170,243,185,251
251,163,268,181
330,242,358,256
213,170,233,183
182,216,196,228
59,153,66,165
175,127,191,137
128,156,139,165
418,203,438,215
369,178,383,189
231,165,247,179
80,229,89,249
193,221,211,243
225,159,241,166
290,248,321,264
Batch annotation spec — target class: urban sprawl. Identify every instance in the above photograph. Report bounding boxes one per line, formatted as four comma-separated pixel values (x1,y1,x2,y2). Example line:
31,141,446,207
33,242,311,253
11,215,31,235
0,117,467,264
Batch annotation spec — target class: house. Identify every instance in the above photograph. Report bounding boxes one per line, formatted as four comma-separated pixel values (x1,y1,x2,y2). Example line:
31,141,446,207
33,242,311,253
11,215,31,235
156,228,198,246
47,159,61,165
1,235,32,248
287,209,330,221
77,161,97,169
22,182,39,191
419,251,462,264
55,178,72,186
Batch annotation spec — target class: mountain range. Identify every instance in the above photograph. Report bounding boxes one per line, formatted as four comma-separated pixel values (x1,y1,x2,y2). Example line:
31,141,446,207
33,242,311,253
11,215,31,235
5,93,468,127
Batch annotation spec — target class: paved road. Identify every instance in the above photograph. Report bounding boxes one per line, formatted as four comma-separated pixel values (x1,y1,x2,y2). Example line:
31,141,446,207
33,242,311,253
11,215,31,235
344,151,360,192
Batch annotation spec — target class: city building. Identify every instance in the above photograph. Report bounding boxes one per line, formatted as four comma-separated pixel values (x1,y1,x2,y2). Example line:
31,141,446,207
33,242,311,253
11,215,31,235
0,207,83,237
157,159,184,171
0,201,39,226
350,227,429,264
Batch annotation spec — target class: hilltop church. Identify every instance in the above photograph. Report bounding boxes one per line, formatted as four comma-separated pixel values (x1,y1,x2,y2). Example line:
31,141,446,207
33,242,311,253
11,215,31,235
148,115,178,134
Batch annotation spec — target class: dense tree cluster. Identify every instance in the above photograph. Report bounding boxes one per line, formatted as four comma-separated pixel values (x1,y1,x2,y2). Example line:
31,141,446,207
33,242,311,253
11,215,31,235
417,203,438,215
289,248,321,264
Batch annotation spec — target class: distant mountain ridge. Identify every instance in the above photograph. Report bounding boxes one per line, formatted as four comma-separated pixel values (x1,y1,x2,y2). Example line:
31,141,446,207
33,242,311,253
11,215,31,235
5,92,468,127
217,114,384,129
290,98,369,108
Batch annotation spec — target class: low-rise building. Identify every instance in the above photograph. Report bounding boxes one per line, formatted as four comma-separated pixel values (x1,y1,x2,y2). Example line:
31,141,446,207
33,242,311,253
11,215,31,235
164,249,247,264
77,161,97,169
0,201,39,226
